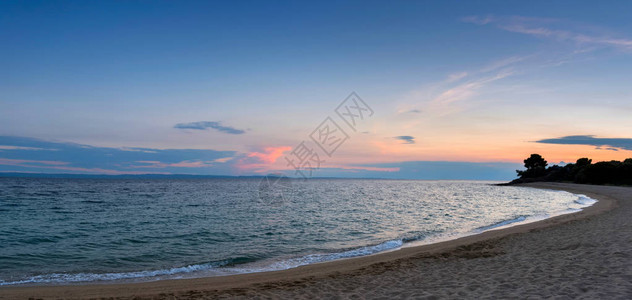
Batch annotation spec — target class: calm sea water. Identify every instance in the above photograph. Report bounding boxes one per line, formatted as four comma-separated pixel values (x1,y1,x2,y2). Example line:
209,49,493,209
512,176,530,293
0,178,595,285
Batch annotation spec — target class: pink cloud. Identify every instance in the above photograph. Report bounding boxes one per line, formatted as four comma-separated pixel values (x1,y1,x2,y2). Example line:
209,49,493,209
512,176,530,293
247,146,292,164
236,146,292,172
213,157,233,163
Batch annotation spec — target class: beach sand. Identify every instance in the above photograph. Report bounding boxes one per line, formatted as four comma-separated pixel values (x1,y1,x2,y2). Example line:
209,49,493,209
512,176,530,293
1,183,631,299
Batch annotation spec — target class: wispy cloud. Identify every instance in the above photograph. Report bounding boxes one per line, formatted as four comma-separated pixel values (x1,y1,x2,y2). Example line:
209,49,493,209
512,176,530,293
0,145,58,151
402,15,615,119
323,165,400,172
174,121,246,134
0,136,237,175
405,15,632,119
463,15,632,51
397,58,518,119
0,158,161,175
431,70,513,106
396,108,422,115
119,147,158,153
479,55,530,73
133,160,217,168
395,136,415,144
408,52,530,115
535,135,632,151
0,158,69,166
446,71,468,82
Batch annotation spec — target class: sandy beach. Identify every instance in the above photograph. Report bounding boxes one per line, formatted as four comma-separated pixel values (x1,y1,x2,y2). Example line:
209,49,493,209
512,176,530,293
1,182,631,299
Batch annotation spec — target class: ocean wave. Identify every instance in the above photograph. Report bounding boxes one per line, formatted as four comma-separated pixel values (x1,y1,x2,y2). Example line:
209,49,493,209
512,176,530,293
473,215,529,232
472,193,598,234
0,257,255,286
0,184,600,287
0,241,406,286
574,194,597,206
263,239,404,271
0,263,217,286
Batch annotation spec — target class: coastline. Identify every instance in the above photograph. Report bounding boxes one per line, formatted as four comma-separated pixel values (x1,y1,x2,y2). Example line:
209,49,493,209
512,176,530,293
1,182,629,299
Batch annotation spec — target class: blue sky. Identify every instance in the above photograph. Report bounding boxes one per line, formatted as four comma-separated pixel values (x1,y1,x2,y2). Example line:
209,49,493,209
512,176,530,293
2,1,632,179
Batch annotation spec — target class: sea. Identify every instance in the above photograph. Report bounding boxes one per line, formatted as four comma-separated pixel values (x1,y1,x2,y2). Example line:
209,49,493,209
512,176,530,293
0,177,596,286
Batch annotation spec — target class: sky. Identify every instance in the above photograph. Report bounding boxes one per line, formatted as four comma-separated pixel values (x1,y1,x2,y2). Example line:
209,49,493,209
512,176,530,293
2,0,632,180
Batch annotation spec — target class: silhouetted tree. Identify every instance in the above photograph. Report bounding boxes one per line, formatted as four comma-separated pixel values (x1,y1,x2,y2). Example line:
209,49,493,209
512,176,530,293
575,158,592,167
577,161,618,184
568,158,592,180
516,154,548,178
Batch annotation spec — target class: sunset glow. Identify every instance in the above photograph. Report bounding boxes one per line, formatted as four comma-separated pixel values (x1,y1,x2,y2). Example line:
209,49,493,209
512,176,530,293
2,1,632,179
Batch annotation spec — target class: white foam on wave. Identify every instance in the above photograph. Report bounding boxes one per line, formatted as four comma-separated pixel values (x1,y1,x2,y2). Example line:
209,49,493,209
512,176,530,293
477,193,598,232
574,194,597,206
268,239,404,270
0,263,219,286
221,239,405,275
478,193,598,233
404,192,598,248
473,215,529,233
0,240,405,286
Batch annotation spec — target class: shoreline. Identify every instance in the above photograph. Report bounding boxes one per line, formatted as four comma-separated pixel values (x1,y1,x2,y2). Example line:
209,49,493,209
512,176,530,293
0,183,626,299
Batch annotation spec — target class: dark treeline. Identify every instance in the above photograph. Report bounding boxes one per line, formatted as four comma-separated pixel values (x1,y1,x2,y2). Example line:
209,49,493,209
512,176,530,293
511,154,632,185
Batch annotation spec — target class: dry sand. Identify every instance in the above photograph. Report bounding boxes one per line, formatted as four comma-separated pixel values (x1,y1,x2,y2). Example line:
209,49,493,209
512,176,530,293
1,183,631,299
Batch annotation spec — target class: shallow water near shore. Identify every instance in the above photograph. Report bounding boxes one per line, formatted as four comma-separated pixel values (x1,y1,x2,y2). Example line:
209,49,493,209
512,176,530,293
0,178,596,286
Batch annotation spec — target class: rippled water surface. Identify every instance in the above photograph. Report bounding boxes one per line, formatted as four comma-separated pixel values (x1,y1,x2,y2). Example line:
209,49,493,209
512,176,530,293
0,178,594,285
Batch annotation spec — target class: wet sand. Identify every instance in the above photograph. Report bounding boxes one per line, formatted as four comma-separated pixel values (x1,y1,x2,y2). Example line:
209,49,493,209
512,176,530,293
1,183,631,299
